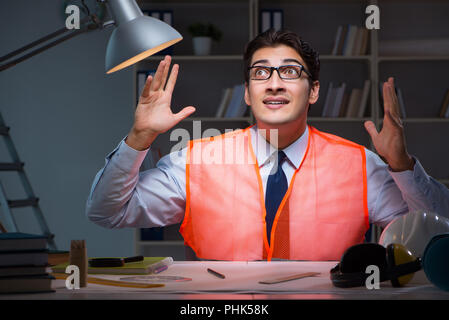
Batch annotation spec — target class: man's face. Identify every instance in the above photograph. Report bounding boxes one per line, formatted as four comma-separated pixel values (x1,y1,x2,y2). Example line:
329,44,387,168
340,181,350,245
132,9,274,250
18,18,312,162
244,45,319,127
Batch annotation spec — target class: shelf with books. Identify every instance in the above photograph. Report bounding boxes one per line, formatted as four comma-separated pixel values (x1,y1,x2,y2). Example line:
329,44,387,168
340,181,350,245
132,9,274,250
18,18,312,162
259,1,370,56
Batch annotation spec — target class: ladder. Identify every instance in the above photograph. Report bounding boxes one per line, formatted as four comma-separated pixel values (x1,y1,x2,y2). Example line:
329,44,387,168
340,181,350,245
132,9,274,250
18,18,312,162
0,111,56,250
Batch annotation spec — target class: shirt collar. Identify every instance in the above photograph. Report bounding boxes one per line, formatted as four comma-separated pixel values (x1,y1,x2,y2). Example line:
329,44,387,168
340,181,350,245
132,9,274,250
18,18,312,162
250,125,309,169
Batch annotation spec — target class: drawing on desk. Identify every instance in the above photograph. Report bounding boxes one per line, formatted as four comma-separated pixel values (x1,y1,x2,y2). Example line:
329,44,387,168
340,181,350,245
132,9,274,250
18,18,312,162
120,275,192,283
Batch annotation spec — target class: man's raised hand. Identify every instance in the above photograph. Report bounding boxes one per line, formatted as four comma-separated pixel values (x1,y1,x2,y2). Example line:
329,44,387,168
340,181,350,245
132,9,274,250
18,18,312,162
126,56,196,150
364,77,414,171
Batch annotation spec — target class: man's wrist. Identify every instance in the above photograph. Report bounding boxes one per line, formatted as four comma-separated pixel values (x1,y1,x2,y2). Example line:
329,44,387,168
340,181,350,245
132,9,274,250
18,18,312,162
388,155,415,172
125,129,158,151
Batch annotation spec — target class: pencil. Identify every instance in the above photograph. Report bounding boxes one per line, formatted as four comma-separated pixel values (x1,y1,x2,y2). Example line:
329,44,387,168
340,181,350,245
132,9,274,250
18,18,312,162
207,268,225,279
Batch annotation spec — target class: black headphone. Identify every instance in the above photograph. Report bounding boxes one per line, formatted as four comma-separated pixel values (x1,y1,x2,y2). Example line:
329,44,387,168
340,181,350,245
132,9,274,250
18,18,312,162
330,243,422,288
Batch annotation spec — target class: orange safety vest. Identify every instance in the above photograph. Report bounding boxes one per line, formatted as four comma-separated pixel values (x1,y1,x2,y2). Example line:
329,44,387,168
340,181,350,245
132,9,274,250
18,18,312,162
180,125,369,261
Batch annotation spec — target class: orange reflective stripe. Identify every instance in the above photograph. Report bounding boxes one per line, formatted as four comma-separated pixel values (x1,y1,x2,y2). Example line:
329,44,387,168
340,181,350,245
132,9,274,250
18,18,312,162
179,140,193,249
361,146,370,230
247,134,270,257
267,129,312,261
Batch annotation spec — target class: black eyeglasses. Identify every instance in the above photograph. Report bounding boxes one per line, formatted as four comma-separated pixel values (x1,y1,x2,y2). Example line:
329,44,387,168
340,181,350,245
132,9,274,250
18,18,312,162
248,64,312,81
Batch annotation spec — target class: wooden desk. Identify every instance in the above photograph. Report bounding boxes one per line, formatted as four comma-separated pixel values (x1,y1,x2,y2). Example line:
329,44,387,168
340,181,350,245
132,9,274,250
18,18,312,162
2,261,449,300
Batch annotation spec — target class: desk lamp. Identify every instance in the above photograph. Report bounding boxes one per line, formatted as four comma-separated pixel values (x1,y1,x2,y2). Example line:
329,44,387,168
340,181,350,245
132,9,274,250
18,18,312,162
0,0,183,73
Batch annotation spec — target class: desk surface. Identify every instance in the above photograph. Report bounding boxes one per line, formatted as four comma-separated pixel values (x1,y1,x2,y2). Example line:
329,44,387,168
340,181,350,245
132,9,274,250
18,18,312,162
2,261,449,300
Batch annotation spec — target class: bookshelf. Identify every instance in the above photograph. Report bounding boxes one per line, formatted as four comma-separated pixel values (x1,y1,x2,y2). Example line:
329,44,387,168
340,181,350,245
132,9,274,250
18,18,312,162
133,0,449,258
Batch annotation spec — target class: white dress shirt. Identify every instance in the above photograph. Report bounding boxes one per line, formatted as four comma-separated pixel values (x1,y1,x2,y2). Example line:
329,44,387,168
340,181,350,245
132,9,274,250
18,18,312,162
86,125,449,230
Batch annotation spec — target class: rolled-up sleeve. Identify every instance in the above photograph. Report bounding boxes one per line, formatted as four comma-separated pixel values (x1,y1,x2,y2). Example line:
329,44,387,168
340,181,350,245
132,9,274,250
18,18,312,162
85,139,187,229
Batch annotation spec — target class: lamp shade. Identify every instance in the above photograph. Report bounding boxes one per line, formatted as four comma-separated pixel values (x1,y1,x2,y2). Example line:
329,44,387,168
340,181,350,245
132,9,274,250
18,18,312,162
105,0,182,74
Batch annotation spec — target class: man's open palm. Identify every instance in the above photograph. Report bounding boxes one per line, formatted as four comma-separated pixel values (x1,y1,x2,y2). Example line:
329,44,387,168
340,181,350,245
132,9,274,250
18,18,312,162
364,77,414,171
127,56,195,150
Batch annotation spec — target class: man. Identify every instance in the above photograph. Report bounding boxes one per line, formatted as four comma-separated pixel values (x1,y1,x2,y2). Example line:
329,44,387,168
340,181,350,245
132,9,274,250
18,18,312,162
86,29,449,261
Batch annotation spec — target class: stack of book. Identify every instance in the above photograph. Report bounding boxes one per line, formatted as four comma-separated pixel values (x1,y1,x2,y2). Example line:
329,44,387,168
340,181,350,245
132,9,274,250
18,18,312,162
0,232,54,294
322,80,371,118
331,25,370,56
215,84,248,118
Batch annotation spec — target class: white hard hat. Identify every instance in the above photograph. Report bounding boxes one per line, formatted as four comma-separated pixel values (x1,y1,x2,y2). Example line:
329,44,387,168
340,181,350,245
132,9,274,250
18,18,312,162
379,210,449,257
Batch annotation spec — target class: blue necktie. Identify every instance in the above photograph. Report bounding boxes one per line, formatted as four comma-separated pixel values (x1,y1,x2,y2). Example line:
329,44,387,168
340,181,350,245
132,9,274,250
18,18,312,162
265,151,288,245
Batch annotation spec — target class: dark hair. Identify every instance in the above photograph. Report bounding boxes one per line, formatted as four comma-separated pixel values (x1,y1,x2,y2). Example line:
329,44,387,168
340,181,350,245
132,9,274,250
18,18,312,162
243,29,320,85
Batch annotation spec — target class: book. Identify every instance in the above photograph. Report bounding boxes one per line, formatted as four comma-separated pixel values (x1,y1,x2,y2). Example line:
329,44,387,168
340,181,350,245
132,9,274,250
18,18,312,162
343,25,358,56
336,25,348,55
331,83,347,117
321,82,334,116
359,28,369,55
215,87,233,117
0,250,48,267
260,10,271,33
357,80,371,118
352,27,364,56
224,84,246,118
331,25,343,55
48,250,70,266
345,88,362,118
51,256,174,275
260,9,283,33
439,89,449,118
0,274,54,294
339,92,350,117
0,232,47,252
272,10,283,31
0,265,48,277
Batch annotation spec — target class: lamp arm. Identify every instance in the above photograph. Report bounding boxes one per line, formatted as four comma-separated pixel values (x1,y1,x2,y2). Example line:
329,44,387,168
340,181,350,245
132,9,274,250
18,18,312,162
0,16,100,72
